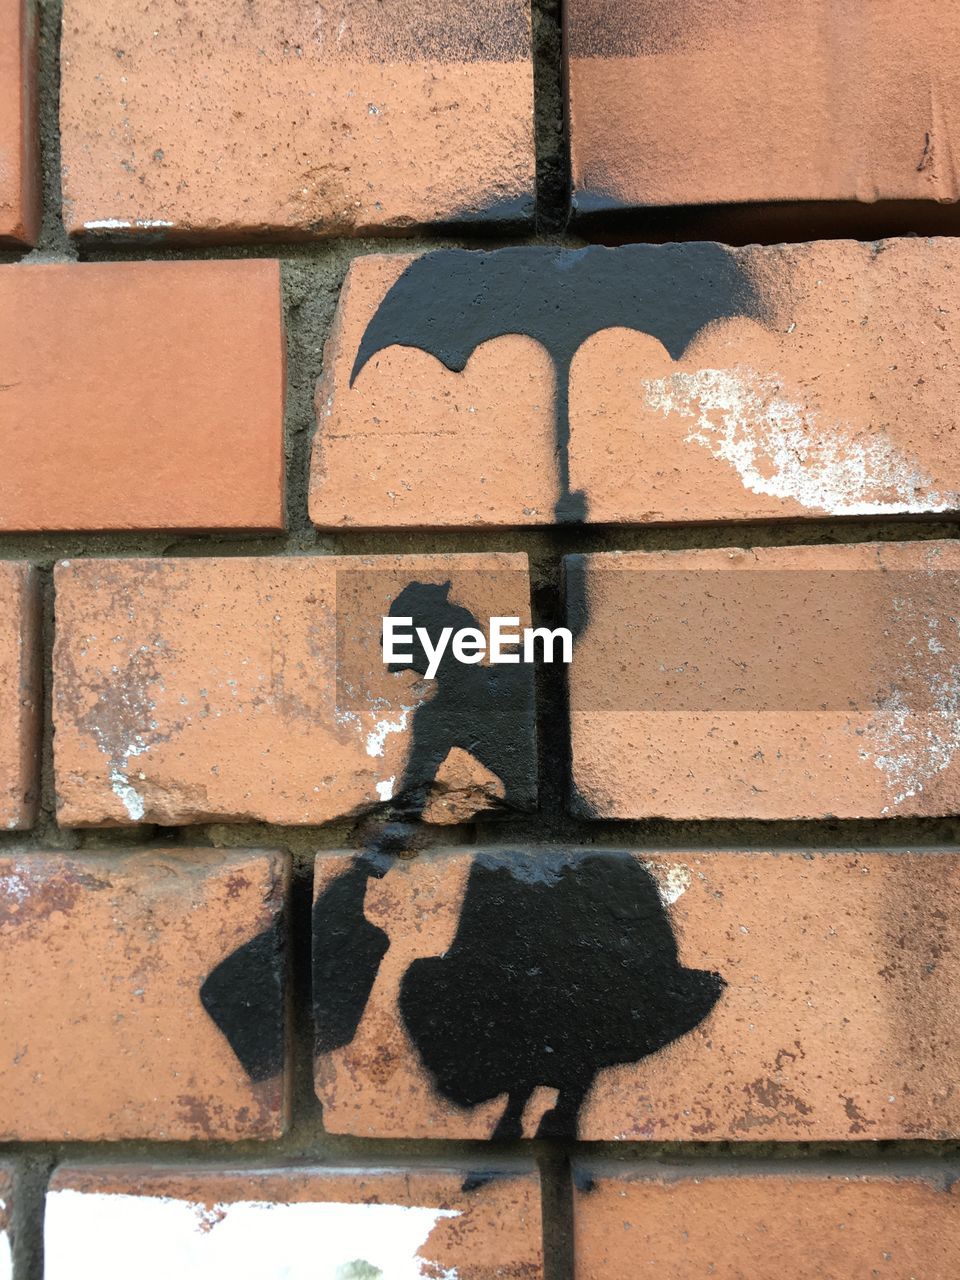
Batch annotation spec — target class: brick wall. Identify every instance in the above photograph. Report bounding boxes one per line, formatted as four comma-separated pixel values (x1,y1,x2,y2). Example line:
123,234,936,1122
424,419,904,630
2,1,959,1277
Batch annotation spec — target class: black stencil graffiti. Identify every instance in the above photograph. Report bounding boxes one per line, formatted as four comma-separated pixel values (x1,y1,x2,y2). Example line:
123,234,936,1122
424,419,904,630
200,919,285,1083
351,243,762,522
382,581,537,817
203,577,725,1140
202,246,750,1134
311,586,724,1139
314,580,537,1054
400,849,725,1139
203,577,537,1075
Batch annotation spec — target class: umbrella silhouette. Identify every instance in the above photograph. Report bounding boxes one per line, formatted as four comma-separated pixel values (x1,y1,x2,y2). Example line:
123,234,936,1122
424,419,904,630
350,244,762,523
400,848,725,1139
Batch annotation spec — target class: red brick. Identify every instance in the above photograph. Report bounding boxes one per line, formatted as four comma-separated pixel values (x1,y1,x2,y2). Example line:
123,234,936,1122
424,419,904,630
568,541,960,820
0,562,40,830
0,848,289,1140
310,240,960,528
573,1166,959,1280
0,1165,12,1277
0,0,38,246
0,260,285,532
60,0,535,241
314,847,960,1141
53,554,536,826
567,0,960,231
45,1165,542,1279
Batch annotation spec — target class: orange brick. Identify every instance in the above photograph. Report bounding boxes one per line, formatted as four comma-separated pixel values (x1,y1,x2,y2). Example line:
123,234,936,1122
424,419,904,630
573,1166,959,1280
0,0,38,245
0,848,289,1140
0,562,40,830
46,1165,542,1279
313,847,960,1142
53,554,536,826
568,541,960,820
567,0,960,231
310,240,960,528
0,260,284,532
60,0,535,241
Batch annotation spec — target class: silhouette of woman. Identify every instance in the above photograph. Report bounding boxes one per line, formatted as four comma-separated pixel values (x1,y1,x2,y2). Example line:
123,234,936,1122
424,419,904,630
313,580,537,1053
204,580,725,1142
204,580,536,1071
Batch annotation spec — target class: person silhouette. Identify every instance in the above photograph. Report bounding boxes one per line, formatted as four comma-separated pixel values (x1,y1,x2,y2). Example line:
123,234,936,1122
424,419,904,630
382,580,537,820
204,578,537,1071
204,582,725,1144
313,580,536,1053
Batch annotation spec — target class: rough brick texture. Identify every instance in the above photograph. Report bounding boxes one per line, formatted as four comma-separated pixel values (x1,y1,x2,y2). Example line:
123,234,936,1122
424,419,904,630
310,240,960,528
60,0,535,241
0,1166,12,1280
0,849,288,1140
0,0,38,245
314,847,959,1141
567,0,960,224
53,554,536,826
0,260,285,532
568,541,960,819
0,562,40,830
45,1165,542,1279
573,1167,960,1280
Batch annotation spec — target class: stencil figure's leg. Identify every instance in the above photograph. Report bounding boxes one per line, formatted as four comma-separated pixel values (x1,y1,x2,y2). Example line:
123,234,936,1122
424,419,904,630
535,1074,595,1140
491,1086,534,1140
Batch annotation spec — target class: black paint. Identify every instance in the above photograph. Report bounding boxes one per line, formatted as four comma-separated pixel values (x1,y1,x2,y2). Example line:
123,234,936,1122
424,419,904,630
205,575,537,1078
440,191,536,231
312,581,538,1056
386,581,537,815
312,861,390,1054
400,849,725,1138
199,917,285,1084
566,0,720,59
328,0,531,65
351,244,761,522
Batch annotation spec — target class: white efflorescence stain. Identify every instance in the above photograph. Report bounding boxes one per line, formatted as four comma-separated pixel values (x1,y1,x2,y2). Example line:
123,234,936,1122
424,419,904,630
644,862,692,906
44,1191,461,1280
366,705,418,759
336,694,423,803
0,872,28,906
82,218,175,230
855,611,960,810
0,1200,10,1280
108,740,150,821
642,368,960,516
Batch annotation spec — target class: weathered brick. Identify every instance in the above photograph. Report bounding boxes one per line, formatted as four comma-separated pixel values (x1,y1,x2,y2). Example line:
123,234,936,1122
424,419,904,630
54,554,536,826
0,1165,12,1280
0,562,40,831
309,240,960,528
45,1165,542,1279
573,1166,959,1280
0,848,288,1140
568,541,960,820
0,0,38,246
0,260,284,533
313,847,960,1142
60,0,535,241
567,0,960,230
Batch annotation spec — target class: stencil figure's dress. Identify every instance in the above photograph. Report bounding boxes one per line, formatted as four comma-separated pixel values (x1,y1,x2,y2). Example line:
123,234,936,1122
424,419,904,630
399,849,725,1134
